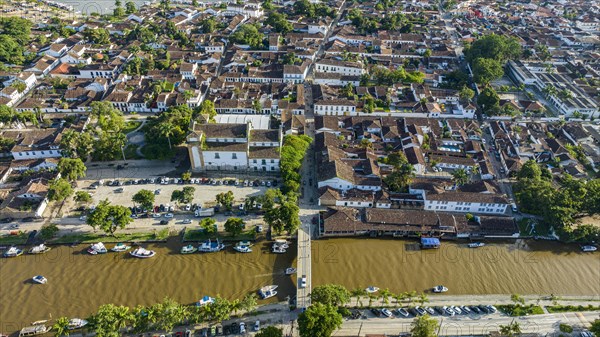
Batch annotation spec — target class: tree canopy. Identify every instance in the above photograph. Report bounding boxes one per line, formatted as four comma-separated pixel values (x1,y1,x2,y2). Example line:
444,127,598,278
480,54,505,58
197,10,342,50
464,34,522,63
472,57,504,85
57,158,87,181
87,199,133,235
298,303,343,337
132,189,155,211
230,24,264,49
48,178,73,202
310,284,351,307
411,314,439,337
255,326,283,337
224,217,245,237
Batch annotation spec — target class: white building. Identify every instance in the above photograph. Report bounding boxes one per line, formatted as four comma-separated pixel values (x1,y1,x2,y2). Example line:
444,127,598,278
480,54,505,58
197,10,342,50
315,59,365,76
314,99,357,116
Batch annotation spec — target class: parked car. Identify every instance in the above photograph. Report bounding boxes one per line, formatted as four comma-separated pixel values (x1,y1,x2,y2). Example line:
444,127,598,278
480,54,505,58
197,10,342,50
370,308,382,317
160,220,169,225
239,322,246,334
299,275,307,288
165,213,174,218
381,308,393,318
152,213,162,218
253,320,260,331
115,188,124,193
182,219,192,224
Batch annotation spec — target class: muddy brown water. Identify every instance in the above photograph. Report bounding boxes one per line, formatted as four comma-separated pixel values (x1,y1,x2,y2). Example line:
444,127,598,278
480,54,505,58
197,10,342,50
2,238,600,334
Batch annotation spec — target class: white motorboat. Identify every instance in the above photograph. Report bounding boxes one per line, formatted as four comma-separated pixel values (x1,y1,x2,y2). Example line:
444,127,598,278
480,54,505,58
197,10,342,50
19,324,50,337
32,275,47,284
29,244,51,254
87,242,107,255
433,285,448,293
111,243,131,252
129,247,156,258
198,239,225,253
273,239,289,249
285,267,297,275
272,245,286,254
67,318,88,330
233,244,252,253
582,245,597,252
181,245,197,254
468,242,485,248
196,296,215,307
237,241,253,247
4,246,23,257
259,285,278,299
365,286,379,293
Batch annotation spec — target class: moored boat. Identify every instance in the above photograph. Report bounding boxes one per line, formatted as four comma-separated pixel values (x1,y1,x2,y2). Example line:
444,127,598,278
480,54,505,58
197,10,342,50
433,285,448,293
67,318,88,330
196,296,215,306
468,242,485,248
198,239,225,253
87,242,107,255
272,245,286,254
365,286,379,293
181,245,197,254
32,275,47,284
3,246,23,258
129,247,156,258
285,267,297,275
273,239,289,249
29,244,51,254
19,324,50,337
111,243,131,252
233,245,252,253
582,245,597,252
258,285,278,299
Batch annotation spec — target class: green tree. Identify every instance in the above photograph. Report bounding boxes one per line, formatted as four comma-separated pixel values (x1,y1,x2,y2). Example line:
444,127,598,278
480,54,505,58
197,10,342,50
125,1,136,13
132,189,155,211
477,86,500,115
256,326,283,337
0,35,25,64
451,168,469,185
224,217,245,237
238,293,258,313
114,0,125,17
459,86,475,101
57,158,87,181
152,297,188,332
74,191,92,203
216,191,234,211
11,81,26,93
310,284,351,307
199,217,217,234
298,303,343,337
499,321,521,337
40,223,59,240
90,304,132,337
464,34,522,63
199,99,217,122
181,171,191,182
472,57,504,84
53,316,70,337
264,195,301,234
230,24,264,49
265,12,293,35
589,319,600,337
411,314,439,337
48,178,73,202
87,199,133,235
204,296,233,322
511,293,525,306
384,162,415,192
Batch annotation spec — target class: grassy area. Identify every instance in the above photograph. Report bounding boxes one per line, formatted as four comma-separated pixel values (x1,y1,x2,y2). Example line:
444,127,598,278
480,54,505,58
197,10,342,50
183,228,256,242
123,144,143,160
122,121,142,134
546,305,600,313
50,229,171,244
517,218,551,236
497,305,545,316
0,232,29,245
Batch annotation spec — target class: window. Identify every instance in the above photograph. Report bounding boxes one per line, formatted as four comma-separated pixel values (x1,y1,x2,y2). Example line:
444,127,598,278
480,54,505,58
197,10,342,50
232,153,237,159
214,153,220,159
253,159,257,163
271,159,274,163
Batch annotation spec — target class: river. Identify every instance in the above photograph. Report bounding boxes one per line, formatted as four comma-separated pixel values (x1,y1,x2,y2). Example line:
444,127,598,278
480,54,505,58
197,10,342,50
1,239,599,334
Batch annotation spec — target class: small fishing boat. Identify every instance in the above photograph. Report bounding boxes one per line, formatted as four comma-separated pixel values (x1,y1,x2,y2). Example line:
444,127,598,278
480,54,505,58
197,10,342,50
181,245,197,254
196,296,214,307
582,245,597,252
285,267,297,275
233,245,252,253
19,324,50,337
29,244,51,254
468,242,485,248
32,275,47,284
258,285,278,299
433,285,448,293
129,247,156,258
272,245,286,254
365,286,379,293
87,242,107,255
198,239,225,253
111,243,131,252
3,246,23,258
67,318,88,330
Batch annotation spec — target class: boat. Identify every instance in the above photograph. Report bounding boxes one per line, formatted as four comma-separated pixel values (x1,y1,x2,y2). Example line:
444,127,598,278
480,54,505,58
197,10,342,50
285,267,297,275
582,245,597,252
468,242,485,248
233,245,252,253
365,286,379,293
87,242,107,255
67,318,88,330
433,285,448,293
258,285,278,299
198,239,225,253
19,325,50,337
272,245,286,254
29,244,51,254
236,241,253,247
3,246,23,258
32,275,47,284
196,296,215,307
181,245,197,254
30,321,48,326
273,239,289,249
129,247,156,258
111,243,131,252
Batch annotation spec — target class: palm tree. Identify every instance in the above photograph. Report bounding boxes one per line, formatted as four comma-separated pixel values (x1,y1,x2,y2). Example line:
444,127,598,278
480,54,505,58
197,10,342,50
114,305,132,332
393,292,406,306
53,317,70,337
182,90,194,101
158,121,174,149
350,288,366,307
417,292,429,306
368,293,376,307
406,290,417,307
451,168,469,186
380,288,392,308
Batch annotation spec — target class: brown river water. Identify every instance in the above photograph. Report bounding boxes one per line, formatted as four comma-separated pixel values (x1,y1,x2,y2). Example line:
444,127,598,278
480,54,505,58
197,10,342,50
1,238,599,334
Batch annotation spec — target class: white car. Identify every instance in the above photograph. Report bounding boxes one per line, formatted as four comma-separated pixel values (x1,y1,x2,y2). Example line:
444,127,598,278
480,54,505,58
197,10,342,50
239,322,246,334
165,213,174,218
253,320,260,331
300,275,307,288
182,219,192,224
79,216,87,221
185,204,191,211
152,213,161,218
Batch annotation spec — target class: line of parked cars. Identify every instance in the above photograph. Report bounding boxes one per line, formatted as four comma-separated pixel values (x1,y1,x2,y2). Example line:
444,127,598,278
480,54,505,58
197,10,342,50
193,320,260,336
91,178,278,189
364,305,498,319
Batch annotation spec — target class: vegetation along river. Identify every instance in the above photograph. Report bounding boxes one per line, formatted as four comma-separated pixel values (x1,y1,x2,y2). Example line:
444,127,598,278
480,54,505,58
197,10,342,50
1,238,600,333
